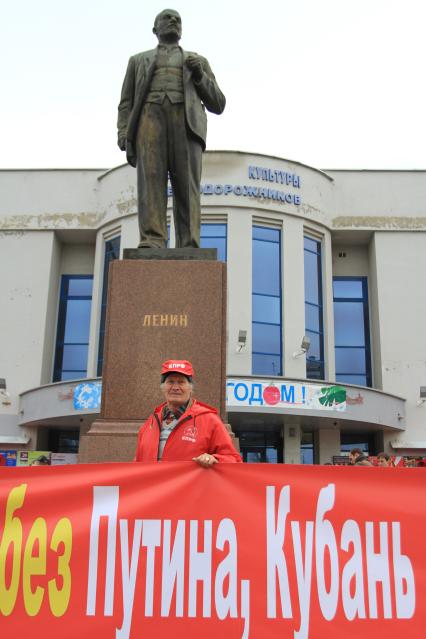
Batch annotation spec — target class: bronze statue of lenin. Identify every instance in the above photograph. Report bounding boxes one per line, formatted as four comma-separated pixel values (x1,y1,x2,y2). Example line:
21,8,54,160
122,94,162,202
117,9,226,248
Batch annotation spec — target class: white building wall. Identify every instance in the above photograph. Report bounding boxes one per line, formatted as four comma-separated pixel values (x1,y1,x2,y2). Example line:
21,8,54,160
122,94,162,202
60,243,95,275
328,170,426,222
332,244,370,277
0,169,102,219
373,231,426,447
0,231,57,432
97,165,136,223
119,213,140,252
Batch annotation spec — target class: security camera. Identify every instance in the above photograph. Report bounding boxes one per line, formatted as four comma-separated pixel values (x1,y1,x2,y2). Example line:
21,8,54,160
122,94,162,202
236,330,247,353
293,335,311,358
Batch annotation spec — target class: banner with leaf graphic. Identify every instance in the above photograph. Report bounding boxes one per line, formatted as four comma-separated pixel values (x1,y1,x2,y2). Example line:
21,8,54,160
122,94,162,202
227,380,346,411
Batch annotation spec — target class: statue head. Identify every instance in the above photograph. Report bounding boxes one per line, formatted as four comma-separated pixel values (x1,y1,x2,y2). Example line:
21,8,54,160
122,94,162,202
153,9,182,43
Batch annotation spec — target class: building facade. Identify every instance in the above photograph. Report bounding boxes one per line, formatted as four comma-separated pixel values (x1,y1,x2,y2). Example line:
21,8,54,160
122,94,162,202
1,151,426,464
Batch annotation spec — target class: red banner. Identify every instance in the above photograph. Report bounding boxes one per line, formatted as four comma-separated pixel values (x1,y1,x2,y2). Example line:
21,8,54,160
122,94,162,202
1,462,425,638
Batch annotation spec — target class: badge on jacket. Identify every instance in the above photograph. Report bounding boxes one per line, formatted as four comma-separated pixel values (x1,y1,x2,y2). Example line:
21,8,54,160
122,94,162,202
182,425,197,443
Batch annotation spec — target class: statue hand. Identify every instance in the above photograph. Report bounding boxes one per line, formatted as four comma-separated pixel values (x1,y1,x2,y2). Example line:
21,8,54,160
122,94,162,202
186,55,204,82
118,137,126,152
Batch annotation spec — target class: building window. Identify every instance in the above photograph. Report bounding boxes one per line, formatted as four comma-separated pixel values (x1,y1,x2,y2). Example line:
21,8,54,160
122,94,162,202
237,431,283,463
304,236,324,379
168,223,227,259
301,431,315,464
252,226,282,375
53,275,93,382
97,237,121,376
200,223,227,261
341,432,376,456
333,277,371,386
48,429,80,454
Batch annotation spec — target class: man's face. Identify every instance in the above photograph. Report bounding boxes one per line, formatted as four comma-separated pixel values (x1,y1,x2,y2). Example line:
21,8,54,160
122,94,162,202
154,10,182,41
162,373,192,406
348,452,355,465
377,456,389,467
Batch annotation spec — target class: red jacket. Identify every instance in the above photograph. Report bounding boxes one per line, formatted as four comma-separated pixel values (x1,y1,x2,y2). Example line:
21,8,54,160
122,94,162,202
134,400,242,463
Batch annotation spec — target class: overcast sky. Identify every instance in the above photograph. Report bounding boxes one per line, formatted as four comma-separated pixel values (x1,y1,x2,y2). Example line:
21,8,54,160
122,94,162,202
1,0,425,170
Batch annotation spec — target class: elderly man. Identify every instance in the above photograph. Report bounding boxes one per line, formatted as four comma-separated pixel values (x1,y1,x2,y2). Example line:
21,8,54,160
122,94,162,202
117,9,226,248
134,360,242,466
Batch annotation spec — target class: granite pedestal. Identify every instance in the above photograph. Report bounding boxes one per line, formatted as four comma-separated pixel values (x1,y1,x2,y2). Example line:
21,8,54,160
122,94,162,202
78,250,227,462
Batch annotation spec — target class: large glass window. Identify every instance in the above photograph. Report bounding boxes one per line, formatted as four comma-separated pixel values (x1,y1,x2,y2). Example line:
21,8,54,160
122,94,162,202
97,237,121,376
333,276,371,386
252,226,282,375
301,431,315,464
48,429,80,454
200,223,227,262
53,275,93,382
237,431,283,463
341,432,376,456
169,224,227,260
304,237,324,379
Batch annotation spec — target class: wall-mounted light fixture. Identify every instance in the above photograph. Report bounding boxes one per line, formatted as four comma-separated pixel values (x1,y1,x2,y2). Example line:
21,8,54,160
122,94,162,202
417,386,426,406
0,378,11,406
293,335,311,358
236,330,247,353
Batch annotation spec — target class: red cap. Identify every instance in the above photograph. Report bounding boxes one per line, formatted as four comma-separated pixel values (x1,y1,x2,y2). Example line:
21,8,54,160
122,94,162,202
161,359,194,379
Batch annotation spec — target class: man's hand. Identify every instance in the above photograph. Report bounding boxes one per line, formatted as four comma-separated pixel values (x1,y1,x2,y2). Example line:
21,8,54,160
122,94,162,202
118,137,126,151
186,54,204,82
192,453,218,468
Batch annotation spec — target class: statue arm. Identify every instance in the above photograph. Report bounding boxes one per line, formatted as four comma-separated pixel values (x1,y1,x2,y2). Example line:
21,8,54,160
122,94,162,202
117,56,136,149
191,56,226,115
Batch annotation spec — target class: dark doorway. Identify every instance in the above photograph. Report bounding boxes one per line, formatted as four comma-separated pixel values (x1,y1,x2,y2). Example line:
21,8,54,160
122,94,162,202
237,430,283,463
48,429,80,454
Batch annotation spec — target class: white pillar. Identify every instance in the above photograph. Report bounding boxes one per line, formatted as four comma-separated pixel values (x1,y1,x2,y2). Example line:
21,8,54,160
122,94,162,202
227,209,253,375
318,428,340,464
282,216,306,378
283,424,301,464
